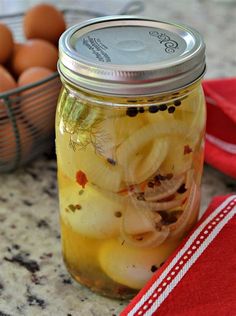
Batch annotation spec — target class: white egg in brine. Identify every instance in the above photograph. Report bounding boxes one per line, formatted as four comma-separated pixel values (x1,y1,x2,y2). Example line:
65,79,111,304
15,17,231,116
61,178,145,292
59,172,124,239
99,239,178,289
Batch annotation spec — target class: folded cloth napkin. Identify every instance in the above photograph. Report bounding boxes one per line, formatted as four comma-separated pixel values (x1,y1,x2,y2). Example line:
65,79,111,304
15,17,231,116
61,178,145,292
121,194,236,316
203,78,236,179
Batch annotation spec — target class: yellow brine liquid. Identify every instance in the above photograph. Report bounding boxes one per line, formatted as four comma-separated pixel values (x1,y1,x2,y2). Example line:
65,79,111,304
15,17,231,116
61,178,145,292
56,83,206,298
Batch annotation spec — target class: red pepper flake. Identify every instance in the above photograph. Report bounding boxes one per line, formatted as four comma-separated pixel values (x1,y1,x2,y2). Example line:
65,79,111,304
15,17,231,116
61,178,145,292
184,145,192,155
117,185,134,195
117,188,129,194
76,170,88,188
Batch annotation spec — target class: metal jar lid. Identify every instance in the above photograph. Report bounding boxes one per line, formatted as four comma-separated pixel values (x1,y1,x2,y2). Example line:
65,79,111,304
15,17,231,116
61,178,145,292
58,16,206,96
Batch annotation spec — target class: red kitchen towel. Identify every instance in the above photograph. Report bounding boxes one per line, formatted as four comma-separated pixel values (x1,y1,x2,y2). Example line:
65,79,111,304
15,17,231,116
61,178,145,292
203,78,236,179
121,194,236,316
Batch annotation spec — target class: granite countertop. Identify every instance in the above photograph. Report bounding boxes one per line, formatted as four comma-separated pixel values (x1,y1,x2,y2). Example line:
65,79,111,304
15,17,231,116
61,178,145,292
1,1,236,315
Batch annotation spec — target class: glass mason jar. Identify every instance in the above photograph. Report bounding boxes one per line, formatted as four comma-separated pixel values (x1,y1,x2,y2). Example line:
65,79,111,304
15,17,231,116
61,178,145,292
56,16,206,299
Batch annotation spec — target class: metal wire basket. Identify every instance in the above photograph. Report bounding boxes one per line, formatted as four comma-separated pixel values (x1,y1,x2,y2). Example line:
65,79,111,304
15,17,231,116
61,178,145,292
0,2,144,172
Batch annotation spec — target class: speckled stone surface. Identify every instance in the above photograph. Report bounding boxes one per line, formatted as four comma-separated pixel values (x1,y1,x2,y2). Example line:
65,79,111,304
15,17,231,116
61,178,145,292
0,1,236,316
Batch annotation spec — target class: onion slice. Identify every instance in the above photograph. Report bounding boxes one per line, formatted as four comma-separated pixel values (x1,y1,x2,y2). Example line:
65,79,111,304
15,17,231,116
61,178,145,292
169,183,200,238
145,174,185,202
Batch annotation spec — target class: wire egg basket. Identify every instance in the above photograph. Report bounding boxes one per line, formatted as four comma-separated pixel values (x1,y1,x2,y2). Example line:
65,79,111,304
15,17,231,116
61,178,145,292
0,2,144,173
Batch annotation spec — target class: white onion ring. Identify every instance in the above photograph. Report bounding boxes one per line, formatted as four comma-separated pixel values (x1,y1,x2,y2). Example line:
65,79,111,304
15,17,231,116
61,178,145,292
134,194,187,211
116,120,189,185
145,174,185,202
126,140,169,185
169,183,200,238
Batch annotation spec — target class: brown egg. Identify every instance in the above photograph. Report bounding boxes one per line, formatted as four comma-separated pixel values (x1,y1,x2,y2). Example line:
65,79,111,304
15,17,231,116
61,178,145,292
0,65,17,93
18,67,57,134
11,39,58,76
13,42,24,54
12,42,24,59
0,23,14,64
24,3,66,45
0,121,32,163
7,42,24,78
0,66,17,119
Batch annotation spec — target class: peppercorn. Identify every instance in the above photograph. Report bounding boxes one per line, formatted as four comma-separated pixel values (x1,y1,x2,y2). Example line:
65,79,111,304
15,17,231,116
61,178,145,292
107,158,116,165
159,104,167,111
155,174,165,181
114,211,122,218
174,100,181,106
137,193,145,201
148,105,159,113
148,181,155,188
126,107,138,117
168,106,175,113
177,184,187,194
151,265,158,272
154,179,161,186
158,210,182,225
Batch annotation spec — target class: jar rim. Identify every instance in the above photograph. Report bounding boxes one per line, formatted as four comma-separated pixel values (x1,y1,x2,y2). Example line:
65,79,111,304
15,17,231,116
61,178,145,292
58,16,206,96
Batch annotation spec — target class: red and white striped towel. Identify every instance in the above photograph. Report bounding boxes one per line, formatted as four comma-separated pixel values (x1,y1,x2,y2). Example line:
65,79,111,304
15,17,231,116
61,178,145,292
121,194,236,316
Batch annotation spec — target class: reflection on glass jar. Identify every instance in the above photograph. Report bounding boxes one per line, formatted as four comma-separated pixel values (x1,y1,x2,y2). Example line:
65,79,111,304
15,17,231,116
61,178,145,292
56,16,206,298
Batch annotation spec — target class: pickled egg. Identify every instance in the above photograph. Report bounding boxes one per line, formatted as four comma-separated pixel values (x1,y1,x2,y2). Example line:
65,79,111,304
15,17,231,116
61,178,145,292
18,67,55,133
24,3,66,45
0,66,17,118
11,39,58,76
58,171,123,239
99,239,178,289
0,23,14,64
